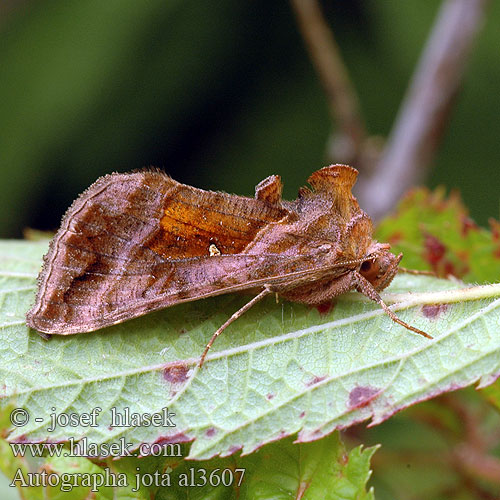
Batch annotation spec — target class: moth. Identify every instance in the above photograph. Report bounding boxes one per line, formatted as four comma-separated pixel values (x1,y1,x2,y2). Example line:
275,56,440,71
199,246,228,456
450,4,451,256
26,165,431,366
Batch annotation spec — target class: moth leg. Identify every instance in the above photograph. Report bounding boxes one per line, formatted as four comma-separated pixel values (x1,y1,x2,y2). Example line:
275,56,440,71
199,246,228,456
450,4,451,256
199,286,273,368
353,272,433,339
280,272,355,305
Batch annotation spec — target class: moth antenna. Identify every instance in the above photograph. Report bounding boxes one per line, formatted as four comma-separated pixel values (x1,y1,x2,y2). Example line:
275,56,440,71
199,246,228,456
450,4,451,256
199,286,273,368
354,272,433,339
398,266,437,277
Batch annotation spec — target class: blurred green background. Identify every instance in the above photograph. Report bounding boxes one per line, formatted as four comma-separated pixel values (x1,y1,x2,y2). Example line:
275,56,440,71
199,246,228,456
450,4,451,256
0,0,499,238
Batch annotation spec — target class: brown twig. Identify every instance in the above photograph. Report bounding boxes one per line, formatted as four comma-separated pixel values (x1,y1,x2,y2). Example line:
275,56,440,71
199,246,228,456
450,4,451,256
290,0,367,164
452,443,500,486
356,0,490,221
434,394,500,488
366,392,500,494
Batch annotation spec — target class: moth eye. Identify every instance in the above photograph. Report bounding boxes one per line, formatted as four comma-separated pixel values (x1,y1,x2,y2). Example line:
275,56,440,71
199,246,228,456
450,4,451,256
360,260,372,272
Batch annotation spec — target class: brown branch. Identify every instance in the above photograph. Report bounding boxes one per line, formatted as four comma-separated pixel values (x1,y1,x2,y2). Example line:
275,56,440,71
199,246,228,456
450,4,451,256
290,0,366,164
356,0,490,221
435,394,500,488
452,444,500,486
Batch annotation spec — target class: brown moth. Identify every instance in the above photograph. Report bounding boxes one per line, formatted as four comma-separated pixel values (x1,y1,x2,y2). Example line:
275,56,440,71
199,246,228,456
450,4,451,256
26,165,431,366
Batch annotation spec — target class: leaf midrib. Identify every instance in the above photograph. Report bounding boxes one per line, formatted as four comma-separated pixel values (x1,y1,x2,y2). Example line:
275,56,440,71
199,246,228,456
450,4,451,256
6,290,500,398
193,297,500,456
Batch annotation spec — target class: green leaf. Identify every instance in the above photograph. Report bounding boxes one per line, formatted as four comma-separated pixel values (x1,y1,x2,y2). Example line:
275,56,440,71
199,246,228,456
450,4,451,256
479,379,500,412
1,428,373,499
375,187,500,282
239,433,376,500
4,452,150,499
0,404,44,500
44,455,147,500
127,433,375,500
1,240,500,462
375,188,500,417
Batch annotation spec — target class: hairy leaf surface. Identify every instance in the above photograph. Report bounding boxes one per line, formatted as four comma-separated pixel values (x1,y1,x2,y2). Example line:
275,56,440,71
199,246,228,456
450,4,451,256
1,241,500,459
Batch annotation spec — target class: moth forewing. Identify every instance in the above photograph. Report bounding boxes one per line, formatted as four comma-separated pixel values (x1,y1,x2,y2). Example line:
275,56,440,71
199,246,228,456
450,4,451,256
26,164,431,367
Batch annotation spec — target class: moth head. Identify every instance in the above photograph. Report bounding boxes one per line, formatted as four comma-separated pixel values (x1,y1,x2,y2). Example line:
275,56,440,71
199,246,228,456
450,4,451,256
359,243,402,291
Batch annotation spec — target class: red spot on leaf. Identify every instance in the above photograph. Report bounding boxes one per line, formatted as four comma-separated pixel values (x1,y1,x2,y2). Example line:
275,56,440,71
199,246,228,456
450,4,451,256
491,219,500,259
348,386,380,409
136,432,192,458
153,432,192,445
461,215,478,237
422,303,449,319
228,445,242,456
443,261,458,276
266,393,275,400
424,234,446,267
299,411,306,418
422,233,468,278
491,218,500,241
306,375,327,387
163,363,189,384
205,427,217,438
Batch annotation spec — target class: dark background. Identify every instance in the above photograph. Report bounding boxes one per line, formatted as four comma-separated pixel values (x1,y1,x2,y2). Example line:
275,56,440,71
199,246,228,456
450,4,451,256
0,0,499,238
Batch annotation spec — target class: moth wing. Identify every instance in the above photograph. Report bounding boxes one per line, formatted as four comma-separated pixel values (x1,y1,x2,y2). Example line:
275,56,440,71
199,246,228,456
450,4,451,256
147,173,289,259
26,171,290,334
